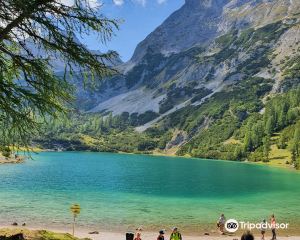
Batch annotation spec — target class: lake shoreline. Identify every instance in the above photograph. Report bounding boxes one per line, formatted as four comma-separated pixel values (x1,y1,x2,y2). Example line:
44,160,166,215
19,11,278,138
0,226,299,240
0,155,25,164
30,148,298,171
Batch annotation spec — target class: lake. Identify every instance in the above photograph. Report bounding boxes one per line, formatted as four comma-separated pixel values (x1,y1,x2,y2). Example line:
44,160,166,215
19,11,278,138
0,152,299,233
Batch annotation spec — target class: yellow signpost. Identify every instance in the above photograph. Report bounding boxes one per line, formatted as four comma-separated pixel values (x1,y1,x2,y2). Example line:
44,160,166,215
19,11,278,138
70,204,81,236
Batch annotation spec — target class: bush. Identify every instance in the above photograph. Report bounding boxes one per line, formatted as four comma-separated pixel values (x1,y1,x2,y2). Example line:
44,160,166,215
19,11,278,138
1,147,11,158
137,140,157,151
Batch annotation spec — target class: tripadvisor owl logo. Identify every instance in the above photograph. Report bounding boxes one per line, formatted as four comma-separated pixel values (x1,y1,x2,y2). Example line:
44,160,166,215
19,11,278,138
224,218,289,233
225,219,239,233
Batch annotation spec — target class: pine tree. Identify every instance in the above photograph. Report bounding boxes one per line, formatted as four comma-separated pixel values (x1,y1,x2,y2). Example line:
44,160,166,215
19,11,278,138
293,126,300,154
263,135,271,162
234,146,243,160
244,130,253,152
265,118,274,135
296,158,300,170
278,132,287,149
291,149,297,163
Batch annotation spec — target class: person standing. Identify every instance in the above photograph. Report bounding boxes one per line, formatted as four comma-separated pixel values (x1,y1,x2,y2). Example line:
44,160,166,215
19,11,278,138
170,227,182,240
260,219,267,240
157,230,165,240
270,214,277,240
134,232,142,240
217,214,226,235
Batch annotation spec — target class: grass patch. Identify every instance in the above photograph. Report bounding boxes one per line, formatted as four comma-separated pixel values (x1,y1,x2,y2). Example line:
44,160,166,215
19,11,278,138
0,228,89,240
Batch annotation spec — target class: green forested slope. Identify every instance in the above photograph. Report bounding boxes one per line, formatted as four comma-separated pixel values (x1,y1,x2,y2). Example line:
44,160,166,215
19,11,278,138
34,83,300,169
33,20,300,169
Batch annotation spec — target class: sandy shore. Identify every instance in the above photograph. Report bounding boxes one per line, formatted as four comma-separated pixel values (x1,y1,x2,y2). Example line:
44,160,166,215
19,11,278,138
1,225,299,240
74,231,300,240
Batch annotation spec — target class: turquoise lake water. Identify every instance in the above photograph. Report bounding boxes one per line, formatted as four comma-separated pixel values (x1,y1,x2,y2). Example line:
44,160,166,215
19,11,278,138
0,152,299,232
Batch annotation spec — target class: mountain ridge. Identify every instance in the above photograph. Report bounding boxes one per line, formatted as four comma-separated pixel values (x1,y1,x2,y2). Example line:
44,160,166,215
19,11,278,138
81,0,300,119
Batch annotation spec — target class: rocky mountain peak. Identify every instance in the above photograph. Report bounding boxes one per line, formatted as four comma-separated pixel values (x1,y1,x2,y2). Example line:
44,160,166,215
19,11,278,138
130,0,230,63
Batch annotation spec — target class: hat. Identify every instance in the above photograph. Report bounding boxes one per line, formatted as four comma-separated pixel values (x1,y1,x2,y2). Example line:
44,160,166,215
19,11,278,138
159,230,165,234
172,227,178,231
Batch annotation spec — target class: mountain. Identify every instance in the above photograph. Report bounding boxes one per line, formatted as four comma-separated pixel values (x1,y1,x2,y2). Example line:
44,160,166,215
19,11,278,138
22,35,123,111
130,0,229,63
37,0,300,168
24,31,124,71
80,0,300,116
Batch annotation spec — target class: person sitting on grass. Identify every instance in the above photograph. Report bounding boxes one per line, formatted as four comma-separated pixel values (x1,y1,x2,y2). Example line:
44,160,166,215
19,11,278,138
170,227,182,240
241,231,254,240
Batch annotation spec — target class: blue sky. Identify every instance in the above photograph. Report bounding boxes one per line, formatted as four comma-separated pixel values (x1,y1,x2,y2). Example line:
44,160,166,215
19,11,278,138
81,0,184,62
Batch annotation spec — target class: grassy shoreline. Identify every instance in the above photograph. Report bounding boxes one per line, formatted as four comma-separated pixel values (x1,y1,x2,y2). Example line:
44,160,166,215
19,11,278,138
117,148,298,171
0,228,83,240
6,145,298,171
121,151,300,172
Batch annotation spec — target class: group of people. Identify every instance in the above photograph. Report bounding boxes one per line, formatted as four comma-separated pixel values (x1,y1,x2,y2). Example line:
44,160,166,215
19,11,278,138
133,227,182,240
132,213,278,240
156,228,182,240
217,213,277,240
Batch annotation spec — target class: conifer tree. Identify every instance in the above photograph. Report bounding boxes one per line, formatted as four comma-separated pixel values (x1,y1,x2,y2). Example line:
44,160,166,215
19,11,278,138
0,0,119,147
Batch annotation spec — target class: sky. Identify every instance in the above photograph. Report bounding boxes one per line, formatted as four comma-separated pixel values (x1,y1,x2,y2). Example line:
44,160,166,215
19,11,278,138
79,0,185,62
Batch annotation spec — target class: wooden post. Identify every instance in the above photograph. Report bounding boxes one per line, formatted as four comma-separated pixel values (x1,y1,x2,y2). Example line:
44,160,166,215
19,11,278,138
72,214,75,236
70,204,81,236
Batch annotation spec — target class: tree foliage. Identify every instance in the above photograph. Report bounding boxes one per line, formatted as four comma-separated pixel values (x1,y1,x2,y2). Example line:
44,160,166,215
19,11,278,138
0,0,119,147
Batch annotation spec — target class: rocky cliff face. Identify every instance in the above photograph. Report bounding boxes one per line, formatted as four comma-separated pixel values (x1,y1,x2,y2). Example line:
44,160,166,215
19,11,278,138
79,0,300,129
130,0,300,63
130,0,229,63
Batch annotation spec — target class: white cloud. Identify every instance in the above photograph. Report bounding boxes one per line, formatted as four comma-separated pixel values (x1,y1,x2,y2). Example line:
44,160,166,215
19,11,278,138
113,0,124,6
60,0,74,6
88,0,101,8
59,0,100,8
157,0,167,4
